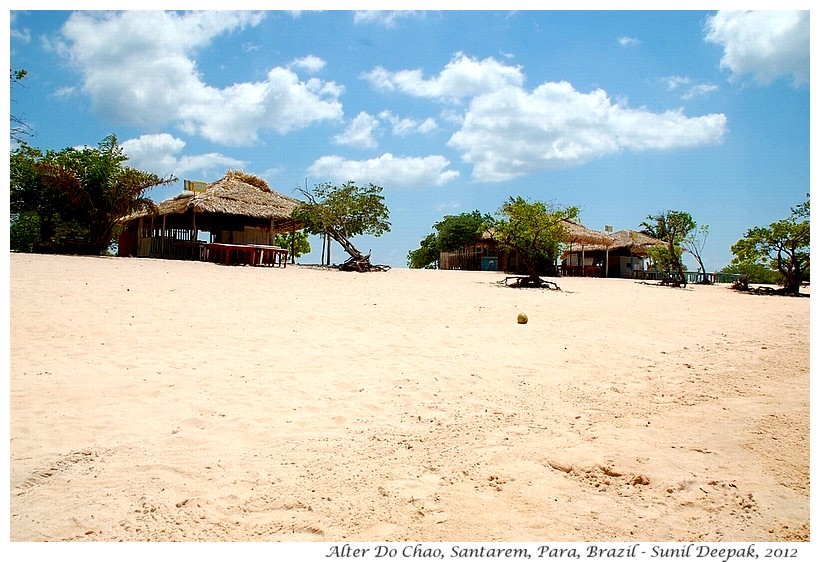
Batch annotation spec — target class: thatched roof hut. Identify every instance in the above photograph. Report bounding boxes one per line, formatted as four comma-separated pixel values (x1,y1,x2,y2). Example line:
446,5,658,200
561,219,614,247
123,170,303,233
583,229,664,256
118,170,304,258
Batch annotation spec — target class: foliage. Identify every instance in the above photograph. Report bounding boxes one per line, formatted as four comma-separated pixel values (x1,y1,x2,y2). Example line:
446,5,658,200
292,181,391,270
274,230,311,258
729,197,809,295
720,261,782,285
436,210,494,252
641,210,696,284
407,233,440,269
293,181,391,240
9,212,41,253
406,210,494,268
492,196,580,279
10,134,177,254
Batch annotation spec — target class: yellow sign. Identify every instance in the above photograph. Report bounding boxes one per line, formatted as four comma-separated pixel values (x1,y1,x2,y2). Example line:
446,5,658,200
184,180,208,193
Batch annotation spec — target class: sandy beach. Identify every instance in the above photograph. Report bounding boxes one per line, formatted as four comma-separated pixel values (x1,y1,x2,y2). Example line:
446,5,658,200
8,253,810,542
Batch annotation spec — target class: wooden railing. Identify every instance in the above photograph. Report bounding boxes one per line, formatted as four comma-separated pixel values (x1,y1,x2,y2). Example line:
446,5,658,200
634,270,747,284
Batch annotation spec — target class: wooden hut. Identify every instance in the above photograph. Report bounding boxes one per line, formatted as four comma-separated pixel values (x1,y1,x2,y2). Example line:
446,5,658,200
557,220,614,277
117,170,303,263
564,228,664,278
439,219,612,275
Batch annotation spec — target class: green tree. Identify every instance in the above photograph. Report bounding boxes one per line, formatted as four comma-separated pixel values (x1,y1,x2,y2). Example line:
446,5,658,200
292,180,391,271
729,197,809,295
493,196,580,285
641,210,696,286
436,210,493,252
274,230,311,260
406,210,494,269
9,211,41,253
10,134,177,254
720,261,781,285
407,232,440,269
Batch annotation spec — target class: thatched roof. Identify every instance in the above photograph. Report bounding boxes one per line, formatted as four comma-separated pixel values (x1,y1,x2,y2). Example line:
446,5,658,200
480,219,612,246
581,229,665,255
123,170,303,232
561,219,614,247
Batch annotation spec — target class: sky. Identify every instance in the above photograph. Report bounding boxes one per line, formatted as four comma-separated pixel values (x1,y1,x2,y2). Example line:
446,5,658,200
6,6,812,270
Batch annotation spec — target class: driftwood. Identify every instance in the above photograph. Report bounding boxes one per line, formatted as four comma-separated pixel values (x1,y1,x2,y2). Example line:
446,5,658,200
731,280,808,297
659,276,687,288
498,276,561,290
325,226,390,272
339,252,391,272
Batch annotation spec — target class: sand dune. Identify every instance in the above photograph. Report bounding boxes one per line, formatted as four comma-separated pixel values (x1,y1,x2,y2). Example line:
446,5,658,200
9,253,809,542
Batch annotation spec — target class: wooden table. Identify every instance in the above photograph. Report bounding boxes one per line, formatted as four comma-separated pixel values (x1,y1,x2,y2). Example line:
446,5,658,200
205,243,288,267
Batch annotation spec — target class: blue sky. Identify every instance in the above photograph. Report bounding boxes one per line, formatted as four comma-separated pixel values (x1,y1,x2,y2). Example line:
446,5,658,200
7,7,811,270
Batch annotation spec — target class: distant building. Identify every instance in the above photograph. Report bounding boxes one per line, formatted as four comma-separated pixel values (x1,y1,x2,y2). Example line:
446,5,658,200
439,220,612,276
562,229,665,278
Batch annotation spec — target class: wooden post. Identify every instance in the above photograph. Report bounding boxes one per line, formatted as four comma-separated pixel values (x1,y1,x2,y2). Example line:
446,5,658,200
290,225,296,264
161,215,167,258
192,211,197,256
581,246,586,276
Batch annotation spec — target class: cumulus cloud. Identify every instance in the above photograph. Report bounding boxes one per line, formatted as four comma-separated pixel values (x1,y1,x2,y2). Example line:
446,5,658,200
121,133,245,178
308,153,459,187
361,52,525,102
364,53,727,183
447,81,727,182
59,11,343,146
704,10,809,87
333,112,381,148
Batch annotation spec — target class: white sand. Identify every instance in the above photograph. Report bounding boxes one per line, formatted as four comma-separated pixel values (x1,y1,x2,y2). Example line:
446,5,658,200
9,253,810,542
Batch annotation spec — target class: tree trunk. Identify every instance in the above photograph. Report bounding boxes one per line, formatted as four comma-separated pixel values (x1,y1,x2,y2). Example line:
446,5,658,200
324,227,384,272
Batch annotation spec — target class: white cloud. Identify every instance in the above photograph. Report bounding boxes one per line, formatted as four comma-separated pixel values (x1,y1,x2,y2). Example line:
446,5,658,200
379,110,438,136
704,10,809,87
59,11,343,146
51,86,76,98
353,11,423,28
447,81,727,182
681,83,719,100
618,36,640,47
10,12,31,42
361,52,525,102
663,76,692,91
121,133,245,178
333,112,381,148
662,76,718,100
308,153,459,187
417,117,438,134
289,55,327,74
11,27,31,43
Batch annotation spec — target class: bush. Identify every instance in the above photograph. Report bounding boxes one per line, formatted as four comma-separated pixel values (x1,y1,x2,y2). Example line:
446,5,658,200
10,212,41,253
